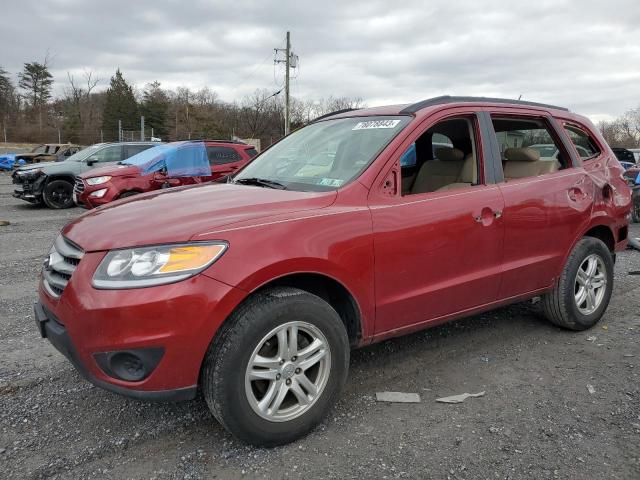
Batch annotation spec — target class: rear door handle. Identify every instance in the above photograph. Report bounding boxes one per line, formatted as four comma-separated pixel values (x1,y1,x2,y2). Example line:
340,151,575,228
474,208,501,224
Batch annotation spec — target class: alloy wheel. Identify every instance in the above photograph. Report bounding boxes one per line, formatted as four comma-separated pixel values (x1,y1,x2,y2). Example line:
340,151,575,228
574,254,607,315
245,321,331,422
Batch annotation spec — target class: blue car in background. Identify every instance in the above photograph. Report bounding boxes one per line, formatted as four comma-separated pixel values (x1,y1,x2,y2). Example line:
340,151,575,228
0,153,25,171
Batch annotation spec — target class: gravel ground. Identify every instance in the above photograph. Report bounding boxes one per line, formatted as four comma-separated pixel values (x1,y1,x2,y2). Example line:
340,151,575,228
0,172,638,479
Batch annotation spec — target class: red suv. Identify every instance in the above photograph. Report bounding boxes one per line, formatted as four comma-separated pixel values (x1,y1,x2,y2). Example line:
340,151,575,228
35,97,631,446
74,140,256,208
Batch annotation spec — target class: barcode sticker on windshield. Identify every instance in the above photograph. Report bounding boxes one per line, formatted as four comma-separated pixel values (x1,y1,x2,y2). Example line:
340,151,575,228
352,120,401,130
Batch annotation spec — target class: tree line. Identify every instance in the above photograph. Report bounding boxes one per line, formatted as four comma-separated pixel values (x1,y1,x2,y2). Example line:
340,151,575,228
597,108,640,149
3,59,637,149
0,61,364,148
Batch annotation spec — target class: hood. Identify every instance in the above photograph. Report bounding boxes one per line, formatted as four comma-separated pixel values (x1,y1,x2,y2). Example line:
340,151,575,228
62,182,337,251
16,160,80,175
81,164,140,179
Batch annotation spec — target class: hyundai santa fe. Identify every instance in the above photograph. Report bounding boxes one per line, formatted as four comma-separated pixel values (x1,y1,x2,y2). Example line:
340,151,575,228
35,96,632,446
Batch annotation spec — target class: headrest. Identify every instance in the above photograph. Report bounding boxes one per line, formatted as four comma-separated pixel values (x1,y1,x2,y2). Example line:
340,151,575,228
459,154,476,183
435,147,464,162
504,147,540,162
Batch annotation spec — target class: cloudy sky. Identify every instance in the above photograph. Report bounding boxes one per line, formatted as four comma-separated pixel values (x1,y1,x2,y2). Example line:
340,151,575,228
3,0,640,121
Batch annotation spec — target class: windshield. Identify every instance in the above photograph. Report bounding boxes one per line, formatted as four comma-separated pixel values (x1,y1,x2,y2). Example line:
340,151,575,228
66,144,100,162
121,141,210,177
234,116,410,191
31,145,46,154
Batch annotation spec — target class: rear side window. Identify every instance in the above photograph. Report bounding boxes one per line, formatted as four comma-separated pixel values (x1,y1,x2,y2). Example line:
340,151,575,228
491,117,568,181
92,145,122,163
206,146,241,165
563,125,601,160
246,147,258,158
124,144,153,159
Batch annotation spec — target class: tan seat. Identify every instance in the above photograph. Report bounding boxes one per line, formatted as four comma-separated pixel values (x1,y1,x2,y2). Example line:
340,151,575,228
503,147,560,179
438,153,477,191
411,147,464,194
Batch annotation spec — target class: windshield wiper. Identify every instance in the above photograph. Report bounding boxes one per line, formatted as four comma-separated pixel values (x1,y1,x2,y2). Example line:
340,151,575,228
234,177,287,190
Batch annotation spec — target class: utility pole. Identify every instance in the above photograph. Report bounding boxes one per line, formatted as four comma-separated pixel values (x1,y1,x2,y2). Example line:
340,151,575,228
3,117,7,143
275,31,296,136
58,129,61,143
140,116,145,141
100,130,103,143
118,119,122,142
285,31,291,136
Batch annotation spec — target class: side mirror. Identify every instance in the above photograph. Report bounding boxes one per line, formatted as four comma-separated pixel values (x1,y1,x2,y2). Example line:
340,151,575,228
86,157,98,166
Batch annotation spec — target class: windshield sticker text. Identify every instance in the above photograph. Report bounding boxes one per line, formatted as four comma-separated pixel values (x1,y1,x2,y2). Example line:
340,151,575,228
318,178,344,187
352,120,401,130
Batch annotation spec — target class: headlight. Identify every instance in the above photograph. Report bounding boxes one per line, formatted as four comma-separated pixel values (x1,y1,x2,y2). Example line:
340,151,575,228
87,176,112,185
92,242,227,289
18,168,42,176
89,188,108,198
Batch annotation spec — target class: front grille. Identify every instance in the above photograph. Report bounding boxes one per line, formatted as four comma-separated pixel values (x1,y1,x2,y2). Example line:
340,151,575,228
73,177,85,194
42,235,84,298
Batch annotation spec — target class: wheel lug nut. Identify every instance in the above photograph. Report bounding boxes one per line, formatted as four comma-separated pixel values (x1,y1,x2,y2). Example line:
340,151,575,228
295,368,301,374
276,374,281,380
279,359,285,365
291,356,297,361
286,379,291,386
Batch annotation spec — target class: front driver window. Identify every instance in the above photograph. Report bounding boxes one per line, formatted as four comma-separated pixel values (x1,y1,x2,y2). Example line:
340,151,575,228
400,117,479,196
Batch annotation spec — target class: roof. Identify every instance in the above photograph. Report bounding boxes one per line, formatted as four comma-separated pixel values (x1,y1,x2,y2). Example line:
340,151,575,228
315,96,570,122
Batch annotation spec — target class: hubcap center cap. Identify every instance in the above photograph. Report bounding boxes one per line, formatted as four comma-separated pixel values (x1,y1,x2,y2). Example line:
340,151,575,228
281,362,296,379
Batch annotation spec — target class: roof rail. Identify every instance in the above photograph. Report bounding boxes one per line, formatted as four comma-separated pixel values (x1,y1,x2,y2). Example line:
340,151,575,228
179,139,247,144
400,96,569,114
312,108,360,122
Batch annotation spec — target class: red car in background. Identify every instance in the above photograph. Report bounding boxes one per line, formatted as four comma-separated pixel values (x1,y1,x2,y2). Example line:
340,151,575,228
74,140,257,208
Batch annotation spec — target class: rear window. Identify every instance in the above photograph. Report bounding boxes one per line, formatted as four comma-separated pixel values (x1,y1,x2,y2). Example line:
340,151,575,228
206,146,242,165
563,125,600,160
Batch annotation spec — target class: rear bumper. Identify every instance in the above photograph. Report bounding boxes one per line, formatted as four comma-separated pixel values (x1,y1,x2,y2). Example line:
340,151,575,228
34,302,197,401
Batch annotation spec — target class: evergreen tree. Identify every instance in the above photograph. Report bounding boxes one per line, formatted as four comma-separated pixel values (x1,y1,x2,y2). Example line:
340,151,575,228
140,81,169,138
101,69,139,137
18,62,53,110
0,67,16,119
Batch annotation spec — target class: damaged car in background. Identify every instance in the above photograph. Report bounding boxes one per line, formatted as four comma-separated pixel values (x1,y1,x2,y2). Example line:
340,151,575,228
74,140,256,208
12,142,158,209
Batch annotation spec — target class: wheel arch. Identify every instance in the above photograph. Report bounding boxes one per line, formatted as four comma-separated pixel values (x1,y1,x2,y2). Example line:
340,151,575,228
553,220,616,283
582,224,615,252
251,272,364,347
46,174,76,185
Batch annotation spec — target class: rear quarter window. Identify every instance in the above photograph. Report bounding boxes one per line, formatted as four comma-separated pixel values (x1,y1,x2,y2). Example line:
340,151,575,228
563,125,601,160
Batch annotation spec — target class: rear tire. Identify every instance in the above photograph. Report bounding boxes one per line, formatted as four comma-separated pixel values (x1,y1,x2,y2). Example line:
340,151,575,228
42,179,75,209
541,237,613,330
201,287,349,447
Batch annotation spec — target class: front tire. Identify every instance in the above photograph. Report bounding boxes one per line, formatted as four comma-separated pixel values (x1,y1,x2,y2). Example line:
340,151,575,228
43,179,75,209
202,287,349,446
541,237,613,330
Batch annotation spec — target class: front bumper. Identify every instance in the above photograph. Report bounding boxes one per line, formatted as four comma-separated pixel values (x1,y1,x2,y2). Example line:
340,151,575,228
12,174,45,202
75,182,118,209
35,302,195,401
37,256,247,401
